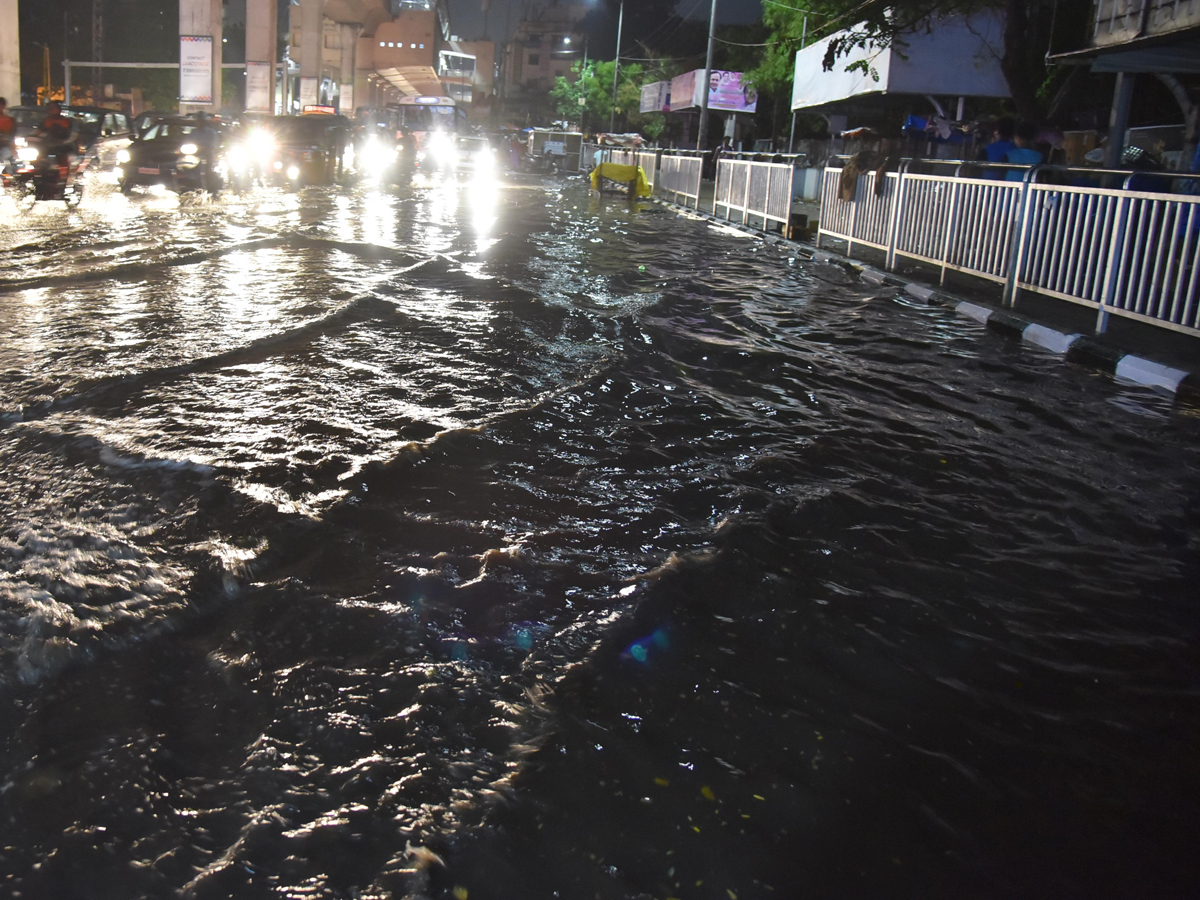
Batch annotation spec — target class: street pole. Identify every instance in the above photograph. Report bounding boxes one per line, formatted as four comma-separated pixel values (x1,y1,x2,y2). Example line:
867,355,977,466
696,0,718,157
609,0,623,134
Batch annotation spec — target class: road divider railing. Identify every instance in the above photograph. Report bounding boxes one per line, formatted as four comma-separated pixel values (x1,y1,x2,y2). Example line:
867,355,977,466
818,158,1200,337
654,152,704,208
714,158,796,231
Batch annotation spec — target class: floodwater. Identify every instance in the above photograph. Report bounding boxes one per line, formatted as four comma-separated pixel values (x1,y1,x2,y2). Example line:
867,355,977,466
0,168,1197,900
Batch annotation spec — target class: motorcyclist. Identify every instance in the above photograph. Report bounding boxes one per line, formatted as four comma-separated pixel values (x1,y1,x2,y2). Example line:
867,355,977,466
37,101,77,171
0,97,15,168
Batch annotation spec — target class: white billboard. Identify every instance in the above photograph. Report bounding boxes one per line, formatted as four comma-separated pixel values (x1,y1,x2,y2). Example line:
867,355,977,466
640,81,669,114
180,35,213,104
791,13,1009,112
246,61,273,113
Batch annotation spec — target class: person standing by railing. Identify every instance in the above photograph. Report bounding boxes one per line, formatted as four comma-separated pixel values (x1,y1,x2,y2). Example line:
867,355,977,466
1005,121,1043,182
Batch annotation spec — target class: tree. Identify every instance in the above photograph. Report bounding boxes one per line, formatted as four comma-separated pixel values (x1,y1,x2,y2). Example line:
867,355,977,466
551,59,667,136
755,0,1092,123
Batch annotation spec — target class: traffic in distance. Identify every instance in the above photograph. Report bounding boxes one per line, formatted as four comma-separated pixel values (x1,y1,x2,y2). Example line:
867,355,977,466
0,95,567,206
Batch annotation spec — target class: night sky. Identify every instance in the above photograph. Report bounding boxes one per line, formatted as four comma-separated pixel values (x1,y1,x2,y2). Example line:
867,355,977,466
445,0,764,43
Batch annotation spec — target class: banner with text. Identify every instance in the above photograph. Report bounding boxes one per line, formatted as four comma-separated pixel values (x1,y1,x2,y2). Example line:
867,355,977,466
246,61,273,113
669,69,757,113
639,81,670,114
299,77,319,110
180,35,214,104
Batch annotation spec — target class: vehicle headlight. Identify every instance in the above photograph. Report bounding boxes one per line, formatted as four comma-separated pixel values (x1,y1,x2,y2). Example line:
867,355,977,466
273,160,283,170
116,148,131,163
17,147,38,162
179,143,198,156
179,155,200,168
226,145,247,169
14,136,27,148
429,132,452,155
286,165,300,180
248,129,275,162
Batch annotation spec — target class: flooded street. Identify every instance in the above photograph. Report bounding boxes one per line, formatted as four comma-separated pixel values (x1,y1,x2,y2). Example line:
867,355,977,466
1,169,1198,900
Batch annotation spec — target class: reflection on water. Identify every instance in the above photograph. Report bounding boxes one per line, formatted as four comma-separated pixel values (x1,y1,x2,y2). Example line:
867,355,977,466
0,167,1198,900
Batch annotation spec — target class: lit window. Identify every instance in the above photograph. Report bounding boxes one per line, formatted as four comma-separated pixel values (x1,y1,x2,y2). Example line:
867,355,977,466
388,42,394,47
411,43,416,49
379,41,385,47
419,43,424,49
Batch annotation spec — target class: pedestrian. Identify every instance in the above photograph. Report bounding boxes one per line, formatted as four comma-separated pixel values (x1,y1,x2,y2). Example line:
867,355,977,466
979,117,1015,179
1004,121,1043,182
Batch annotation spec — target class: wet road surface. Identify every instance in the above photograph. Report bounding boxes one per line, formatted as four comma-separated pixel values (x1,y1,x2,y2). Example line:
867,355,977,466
1,169,1198,899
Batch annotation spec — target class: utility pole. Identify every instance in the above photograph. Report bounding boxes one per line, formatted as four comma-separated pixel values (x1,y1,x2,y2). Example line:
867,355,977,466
92,0,103,103
696,0,718,157
609,0,623,133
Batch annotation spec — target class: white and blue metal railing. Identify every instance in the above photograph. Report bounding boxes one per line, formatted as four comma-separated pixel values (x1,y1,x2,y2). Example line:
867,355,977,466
818,158,1200,337
655,151,704,208
713,158,796,230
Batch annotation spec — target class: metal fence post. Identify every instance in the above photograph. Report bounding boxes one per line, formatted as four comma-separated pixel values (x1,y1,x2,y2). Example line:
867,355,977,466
938,178,962,286
885,160,909,271
1003,167,1040,309
1095,193,1131,333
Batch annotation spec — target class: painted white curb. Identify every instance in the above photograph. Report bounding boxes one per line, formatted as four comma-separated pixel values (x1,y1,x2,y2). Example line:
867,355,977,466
904,283,937,301
1115,356,1190,392
956,302,993,325
1022,325,1080,355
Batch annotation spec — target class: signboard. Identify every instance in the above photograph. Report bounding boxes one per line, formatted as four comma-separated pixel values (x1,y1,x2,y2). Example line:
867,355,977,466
302,105,337,115
791,14,1009,112
180,35,213,104
640,81,670,114
299,76,319,110
709,70,757,113
246,61,273,113
668,70,696,112
668,69,757,113
338,84,354,116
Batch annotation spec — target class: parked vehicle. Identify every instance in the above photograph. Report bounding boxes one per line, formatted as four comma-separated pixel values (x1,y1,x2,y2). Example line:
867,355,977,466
116,117,223,194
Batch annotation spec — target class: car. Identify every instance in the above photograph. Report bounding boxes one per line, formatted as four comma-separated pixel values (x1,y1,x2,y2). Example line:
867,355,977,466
348,123,401,183
268,114,353,186
116,117,223,194
64,105,133,171
453,135,495,172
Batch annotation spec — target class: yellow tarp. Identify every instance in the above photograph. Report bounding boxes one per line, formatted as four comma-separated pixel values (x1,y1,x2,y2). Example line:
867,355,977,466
590,162,652,197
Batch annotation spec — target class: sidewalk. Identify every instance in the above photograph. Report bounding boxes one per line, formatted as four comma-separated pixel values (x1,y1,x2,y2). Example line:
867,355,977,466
657,185,1200,405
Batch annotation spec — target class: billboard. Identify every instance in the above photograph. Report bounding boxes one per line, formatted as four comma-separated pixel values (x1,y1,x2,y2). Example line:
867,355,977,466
179,35,213,104
245,61,273,113
791,14,1009,112
668,69,757,113
640,81,670,114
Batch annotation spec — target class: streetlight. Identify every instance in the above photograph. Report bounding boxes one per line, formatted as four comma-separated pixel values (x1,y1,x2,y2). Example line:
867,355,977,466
559,35,589,131
610,0,624,134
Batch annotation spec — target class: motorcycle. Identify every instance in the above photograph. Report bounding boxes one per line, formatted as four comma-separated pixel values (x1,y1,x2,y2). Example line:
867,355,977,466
3,136,88,207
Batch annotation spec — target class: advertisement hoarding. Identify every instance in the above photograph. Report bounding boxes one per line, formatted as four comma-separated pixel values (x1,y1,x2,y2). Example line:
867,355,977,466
180,35,213,104
245,61,273,113
668,69,757,113
299,76,319,110
639,81,670,114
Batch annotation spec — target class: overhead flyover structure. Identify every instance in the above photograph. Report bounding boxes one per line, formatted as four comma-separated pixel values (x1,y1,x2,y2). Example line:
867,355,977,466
287,0,458,114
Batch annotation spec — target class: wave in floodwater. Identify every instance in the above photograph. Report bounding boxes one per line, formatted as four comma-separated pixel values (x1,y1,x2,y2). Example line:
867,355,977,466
0,173,1198,900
